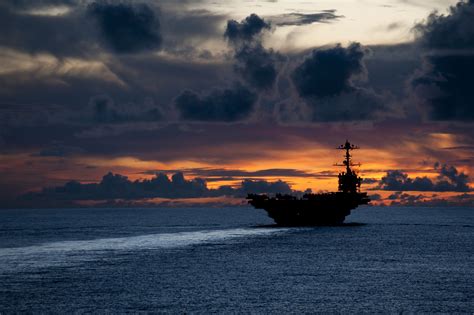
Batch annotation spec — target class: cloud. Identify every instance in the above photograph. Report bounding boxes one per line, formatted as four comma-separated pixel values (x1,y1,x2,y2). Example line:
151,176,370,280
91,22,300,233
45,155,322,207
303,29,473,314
0,3,96,57
287,43,385,121
0,1,225,60
168,14,270,122
0,1,162,56
270,11,342,27
3,0,77,10
36,143,84,157
170,13,275,122
175,85,257,122
387,191,424,201
160,9,227,54
87,2,162,54
310,89,383,121
411,54,474,120
369,193,382,200
15,171,298,208
387,191,474,207
414,1,474,50
16,170,474,208
411,0,474,121
435,162,471,190
378,163,470,192
292,43,366,98
233,44,279,90
225,14,279,91
224,13,270,44
86,95,163,124
18,172,208,202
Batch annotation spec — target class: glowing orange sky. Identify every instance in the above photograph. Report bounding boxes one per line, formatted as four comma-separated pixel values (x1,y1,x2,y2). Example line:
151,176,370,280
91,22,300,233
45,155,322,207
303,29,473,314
2,124,471,205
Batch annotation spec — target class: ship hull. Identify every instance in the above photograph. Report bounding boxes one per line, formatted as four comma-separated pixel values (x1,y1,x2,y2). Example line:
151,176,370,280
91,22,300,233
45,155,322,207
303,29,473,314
248,192,370,226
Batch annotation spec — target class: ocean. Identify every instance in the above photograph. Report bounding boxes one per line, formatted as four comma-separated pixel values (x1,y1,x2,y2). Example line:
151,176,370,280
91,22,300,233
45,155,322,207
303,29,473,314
0,206,472,313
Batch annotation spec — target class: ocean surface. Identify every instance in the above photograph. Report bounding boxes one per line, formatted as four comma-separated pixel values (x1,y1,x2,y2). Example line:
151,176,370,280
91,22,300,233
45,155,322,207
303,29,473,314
0,206,472,313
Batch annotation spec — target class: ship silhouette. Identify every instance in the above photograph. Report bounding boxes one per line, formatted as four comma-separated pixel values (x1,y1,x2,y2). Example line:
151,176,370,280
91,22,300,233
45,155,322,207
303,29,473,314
247,140,370,226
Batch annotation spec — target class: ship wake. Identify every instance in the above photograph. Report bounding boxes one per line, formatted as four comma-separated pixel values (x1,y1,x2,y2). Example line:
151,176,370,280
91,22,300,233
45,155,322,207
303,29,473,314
0,228,288,274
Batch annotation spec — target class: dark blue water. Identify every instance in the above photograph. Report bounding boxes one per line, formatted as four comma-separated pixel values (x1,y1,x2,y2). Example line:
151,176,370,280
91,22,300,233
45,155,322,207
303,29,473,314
0,206,472,313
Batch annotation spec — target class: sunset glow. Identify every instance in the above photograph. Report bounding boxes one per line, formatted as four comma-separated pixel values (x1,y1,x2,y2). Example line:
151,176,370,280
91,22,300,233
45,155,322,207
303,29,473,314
0,0,473,208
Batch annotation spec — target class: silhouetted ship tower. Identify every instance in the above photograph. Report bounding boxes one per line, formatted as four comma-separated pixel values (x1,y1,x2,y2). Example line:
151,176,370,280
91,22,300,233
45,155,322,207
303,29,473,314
247,141,370,226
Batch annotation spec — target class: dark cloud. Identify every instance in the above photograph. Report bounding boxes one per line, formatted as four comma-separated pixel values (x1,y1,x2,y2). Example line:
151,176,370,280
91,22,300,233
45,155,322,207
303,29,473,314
224,14,270,44
270,11,342,27
87,95,163,124
224,14,279,91
277,87,384,122
292,43,366,98
387,191,422,201
15,172,297,208
160,9,227,55
411,54,474,121
435,162,471,190
87,2,162,53
411,0,474,121
310,89,383,121
387,191,474,207
0,1,225,60
0,52,230,137
36,143,84,157
233,44,279,90
378,163,470,192
0,4,96,57
0,2,242,132
175,85,257,122
289,43,386,121
19,172,205,202
414,0,474,50
0,1,162,56
369,193,382,200
3,0,77,10
364,43,420,97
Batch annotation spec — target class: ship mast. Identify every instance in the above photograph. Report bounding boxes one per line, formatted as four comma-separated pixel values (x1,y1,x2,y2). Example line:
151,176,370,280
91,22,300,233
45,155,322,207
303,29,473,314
336,140,360,173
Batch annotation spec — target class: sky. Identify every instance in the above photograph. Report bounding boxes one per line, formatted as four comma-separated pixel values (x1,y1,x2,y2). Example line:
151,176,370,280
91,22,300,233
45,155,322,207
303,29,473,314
0,0,473,208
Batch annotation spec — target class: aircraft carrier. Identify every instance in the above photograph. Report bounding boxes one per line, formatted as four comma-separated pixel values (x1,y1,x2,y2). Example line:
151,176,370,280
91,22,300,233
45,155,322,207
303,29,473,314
247,141,370,226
